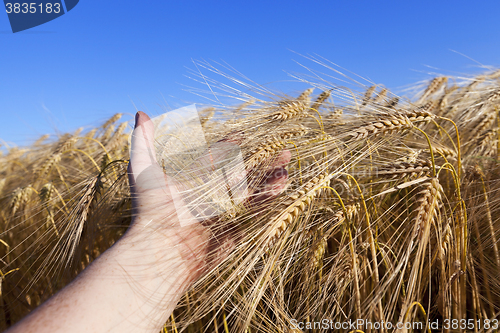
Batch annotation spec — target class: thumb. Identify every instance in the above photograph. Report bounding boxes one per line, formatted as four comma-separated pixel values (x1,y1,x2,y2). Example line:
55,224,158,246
128,111,159,186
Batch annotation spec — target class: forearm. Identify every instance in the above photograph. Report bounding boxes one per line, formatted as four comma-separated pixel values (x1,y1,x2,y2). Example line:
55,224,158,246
7,222,192,333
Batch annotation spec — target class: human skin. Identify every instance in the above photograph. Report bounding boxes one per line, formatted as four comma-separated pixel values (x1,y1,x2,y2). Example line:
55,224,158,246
6,111,290,333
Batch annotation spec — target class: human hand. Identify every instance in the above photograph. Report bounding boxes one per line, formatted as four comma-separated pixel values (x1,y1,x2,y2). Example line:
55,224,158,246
127,111,290,283
5,110,291,333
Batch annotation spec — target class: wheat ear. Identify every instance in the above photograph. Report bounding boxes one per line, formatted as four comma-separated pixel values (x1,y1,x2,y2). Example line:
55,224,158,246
361,85,377,105
0,178,6,195
413,177,443,240
266,173,335,246
418,77,447,103
34,136,78,180
385,96,399,108
105,121,128,150
310,89,331,111
101,113,123,130
431,146,457,160
33,134,50,146
297,87,314,104
85,128,97,138
405,104,437,123
39,183,59,236
487,88,500,102
199,107,216,126
345,115,413,141
63,176,102,267
378,160,432,179
271,98,310,121
372,87,388,104
9,187,23,217
467,112,496,146
245,127,308,169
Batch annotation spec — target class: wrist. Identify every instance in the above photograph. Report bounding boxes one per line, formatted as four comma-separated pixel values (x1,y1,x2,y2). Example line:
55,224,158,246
122,216,208,285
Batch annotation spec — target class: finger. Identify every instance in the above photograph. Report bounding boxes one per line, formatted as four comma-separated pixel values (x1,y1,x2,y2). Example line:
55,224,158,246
194,131,244,173
251,168,289,203
250,150,291,204
184,132,248,216
247,149,291,186
266,149,291,170
129,111,158,186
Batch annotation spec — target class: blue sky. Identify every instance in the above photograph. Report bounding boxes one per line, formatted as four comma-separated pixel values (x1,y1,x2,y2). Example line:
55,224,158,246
1,1,500,147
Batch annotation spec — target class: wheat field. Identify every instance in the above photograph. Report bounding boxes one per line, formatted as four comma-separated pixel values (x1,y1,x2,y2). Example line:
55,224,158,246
1,64,500,332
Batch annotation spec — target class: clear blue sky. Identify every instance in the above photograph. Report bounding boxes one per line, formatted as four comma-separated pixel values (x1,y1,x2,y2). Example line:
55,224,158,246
1,1,500,147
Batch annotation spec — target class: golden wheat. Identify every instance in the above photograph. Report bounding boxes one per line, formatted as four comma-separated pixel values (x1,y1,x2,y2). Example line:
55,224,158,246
378,159,432,179
3,66,500,332
413,177,443,240
345,114,413,140
310,89,331,111
266,173,331,246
